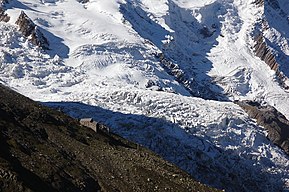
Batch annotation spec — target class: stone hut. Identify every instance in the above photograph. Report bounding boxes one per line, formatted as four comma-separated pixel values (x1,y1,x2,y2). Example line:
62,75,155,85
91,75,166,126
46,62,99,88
79,118,110,134
80,118,98,132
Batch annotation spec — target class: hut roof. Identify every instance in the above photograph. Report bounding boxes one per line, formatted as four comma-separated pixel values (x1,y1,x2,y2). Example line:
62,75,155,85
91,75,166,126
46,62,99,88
80,118,93,122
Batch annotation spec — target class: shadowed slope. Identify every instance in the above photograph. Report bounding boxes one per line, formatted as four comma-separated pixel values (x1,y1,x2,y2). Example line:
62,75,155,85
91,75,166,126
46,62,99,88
0,84,219,192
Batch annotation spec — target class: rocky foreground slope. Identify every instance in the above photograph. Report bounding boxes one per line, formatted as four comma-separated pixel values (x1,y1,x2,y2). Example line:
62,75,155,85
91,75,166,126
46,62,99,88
0,84,218,192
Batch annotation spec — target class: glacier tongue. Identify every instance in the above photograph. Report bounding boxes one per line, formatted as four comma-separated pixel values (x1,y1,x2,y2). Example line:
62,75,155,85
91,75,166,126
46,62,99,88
1,0,289,191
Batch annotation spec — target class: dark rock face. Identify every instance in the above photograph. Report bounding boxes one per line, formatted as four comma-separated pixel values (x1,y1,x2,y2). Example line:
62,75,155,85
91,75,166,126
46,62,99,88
252,0,288,88
0,0,10,23
156,52,221,100
77,0,89,3
15,11,49,49
254,0,264,6
236,100,289,155
15,11,36,37
0,7,9,22
30,26,49,49
254,34,279,72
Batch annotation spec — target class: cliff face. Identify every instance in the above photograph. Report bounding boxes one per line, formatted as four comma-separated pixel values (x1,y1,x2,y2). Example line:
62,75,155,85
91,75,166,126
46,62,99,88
236,100,289,155
15,11,49,50
0,84,219,192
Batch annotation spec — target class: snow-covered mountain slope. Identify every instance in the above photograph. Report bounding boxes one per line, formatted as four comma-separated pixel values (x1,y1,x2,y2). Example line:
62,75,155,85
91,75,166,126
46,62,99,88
1,0,289,191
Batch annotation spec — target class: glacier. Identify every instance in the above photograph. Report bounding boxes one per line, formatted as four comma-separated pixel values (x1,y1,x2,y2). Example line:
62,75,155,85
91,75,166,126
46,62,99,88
1,0,289,191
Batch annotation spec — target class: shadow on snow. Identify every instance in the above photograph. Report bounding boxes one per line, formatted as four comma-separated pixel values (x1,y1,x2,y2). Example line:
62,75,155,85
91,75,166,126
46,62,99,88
44,101,284,192
38,26,70,58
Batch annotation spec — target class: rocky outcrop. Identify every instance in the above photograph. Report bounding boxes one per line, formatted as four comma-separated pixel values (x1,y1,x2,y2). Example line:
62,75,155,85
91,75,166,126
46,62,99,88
254,34,279,72
254,0,264,6
77,0,89,3
15,11,49,49
236,100,289,155
15,11,36,37
253,0,288,88
0,0,10,22
30,26,49,49
156,52,221,100
0,7,9,22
